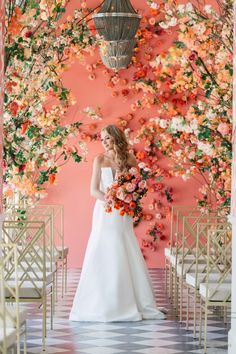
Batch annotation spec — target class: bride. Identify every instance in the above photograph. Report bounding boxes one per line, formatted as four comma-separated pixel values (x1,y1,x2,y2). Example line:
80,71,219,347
69,124,166,322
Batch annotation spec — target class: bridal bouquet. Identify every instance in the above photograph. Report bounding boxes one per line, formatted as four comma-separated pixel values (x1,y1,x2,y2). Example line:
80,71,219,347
104,163,150,217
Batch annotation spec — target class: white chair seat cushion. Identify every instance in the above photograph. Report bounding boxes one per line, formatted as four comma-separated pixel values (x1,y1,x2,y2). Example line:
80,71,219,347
199,282,231,301
5,280,51,299
165,247,198,259
0,327,16,348
176,263,207,276
14,271,53,285
5,305,28,326
186,272,231,288
19,261,57,273
170,254,206,266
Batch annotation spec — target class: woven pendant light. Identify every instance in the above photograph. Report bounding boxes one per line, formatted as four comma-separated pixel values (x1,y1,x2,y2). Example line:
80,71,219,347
93,0,141,70
100,39,136,70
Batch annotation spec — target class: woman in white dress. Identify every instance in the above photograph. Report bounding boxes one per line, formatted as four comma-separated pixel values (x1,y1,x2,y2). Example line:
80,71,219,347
69,125,166,322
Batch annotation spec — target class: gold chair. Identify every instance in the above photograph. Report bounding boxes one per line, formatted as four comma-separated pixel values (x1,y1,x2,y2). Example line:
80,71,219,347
5,203,67,299
184,218,229,337
2,221,54,351
0,243,27,354
199,225,231,353
165,206,200,302
32,204,68,297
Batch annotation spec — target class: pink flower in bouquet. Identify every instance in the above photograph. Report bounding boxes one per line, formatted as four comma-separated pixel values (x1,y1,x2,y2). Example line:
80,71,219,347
129,167,139,176
138,180,147,188
124,194,132,203
126,182,136,192
132,192,139,200
117,188,126,201
149,17,156,26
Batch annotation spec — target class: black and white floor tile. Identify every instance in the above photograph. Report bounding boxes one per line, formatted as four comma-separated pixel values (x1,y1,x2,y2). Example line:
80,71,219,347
23,269,229,353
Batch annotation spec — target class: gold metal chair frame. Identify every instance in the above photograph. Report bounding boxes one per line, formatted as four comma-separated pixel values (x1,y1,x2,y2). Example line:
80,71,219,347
5,203,67,298
199,225,231,353
166,206,201,302
183,219,228,337
2,220,54,351
0,243,27,354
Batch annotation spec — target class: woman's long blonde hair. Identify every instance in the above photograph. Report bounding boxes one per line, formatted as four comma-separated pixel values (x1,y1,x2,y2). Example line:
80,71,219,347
102,125,129,172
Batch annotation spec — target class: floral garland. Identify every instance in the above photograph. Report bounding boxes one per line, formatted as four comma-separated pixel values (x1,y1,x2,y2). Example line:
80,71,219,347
141,0,232,213
76,0,232,254
4,0,233,258
4,0,97,202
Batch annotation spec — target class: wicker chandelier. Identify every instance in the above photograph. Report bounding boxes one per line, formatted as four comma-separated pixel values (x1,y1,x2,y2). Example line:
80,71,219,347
92,0,141,71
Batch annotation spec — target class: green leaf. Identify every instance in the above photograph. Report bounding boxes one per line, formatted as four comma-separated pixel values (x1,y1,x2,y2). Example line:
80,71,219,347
225,64,233,76
71,152,82,163
52,126,63,137
37,171,49,184
174,41,185,48
27,125,40,139
196,150,203,156
195,58,201,66
59,87,70,101
198,127,211,140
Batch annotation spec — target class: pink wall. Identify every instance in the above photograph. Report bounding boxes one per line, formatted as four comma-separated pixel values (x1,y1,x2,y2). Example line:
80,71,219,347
44,0,204,268
231,0,236,217
0,0,4,213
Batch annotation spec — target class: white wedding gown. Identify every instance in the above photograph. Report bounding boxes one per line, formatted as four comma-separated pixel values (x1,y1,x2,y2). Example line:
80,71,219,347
69,167,165,322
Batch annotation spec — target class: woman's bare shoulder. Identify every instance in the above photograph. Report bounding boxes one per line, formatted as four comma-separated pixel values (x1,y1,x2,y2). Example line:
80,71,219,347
93,154,105,166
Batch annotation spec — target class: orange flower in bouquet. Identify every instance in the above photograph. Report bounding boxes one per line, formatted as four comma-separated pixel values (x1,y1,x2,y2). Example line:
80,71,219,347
104,163,151,218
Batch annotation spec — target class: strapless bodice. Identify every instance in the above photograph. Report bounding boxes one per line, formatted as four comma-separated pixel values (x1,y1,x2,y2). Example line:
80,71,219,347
100,167,114,192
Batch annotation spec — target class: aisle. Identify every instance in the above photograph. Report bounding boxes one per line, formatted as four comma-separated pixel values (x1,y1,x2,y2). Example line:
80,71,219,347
24,269,228,354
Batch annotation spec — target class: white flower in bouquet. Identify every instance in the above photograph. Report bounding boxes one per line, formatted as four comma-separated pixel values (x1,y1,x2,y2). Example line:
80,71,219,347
138,162,146,169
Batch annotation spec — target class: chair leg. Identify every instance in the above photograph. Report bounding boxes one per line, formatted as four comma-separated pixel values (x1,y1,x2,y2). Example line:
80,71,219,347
169,264,173,300
42,294,47,351
193,289,197,338
24,324,27,354
180,279,183,322
199,298,202,345
186,287,189,330
61,258,65,298
223,305,227,325
165,258,169,294
55,263,58,303
51,285,54,330
65,256,68,293
175,276,179,318
204,303,208,353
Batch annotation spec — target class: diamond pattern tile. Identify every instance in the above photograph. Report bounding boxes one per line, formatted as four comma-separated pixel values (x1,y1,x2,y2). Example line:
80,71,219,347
20,268,229,353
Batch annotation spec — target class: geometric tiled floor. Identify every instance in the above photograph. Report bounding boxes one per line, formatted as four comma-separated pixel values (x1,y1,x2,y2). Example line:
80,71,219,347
24,269,229,353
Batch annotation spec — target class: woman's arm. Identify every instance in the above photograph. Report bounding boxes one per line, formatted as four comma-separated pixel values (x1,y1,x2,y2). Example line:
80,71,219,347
90,155,105,201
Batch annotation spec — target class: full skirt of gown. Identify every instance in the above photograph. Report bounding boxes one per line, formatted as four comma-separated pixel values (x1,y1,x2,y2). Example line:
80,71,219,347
69,167,165,322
